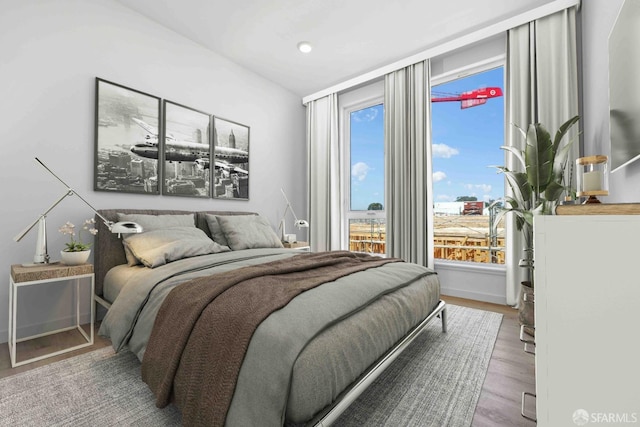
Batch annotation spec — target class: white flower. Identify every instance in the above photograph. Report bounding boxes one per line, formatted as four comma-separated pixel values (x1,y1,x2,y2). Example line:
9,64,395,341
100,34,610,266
59,218,98,252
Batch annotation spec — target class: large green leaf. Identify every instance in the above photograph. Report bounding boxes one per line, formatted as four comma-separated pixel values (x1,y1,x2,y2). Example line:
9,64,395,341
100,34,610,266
496,167,531,206
544,180,565,202
552,116,580,182
492,207,509,228
522,210,534,227
495,205,527,231
503,196,520,209
524,123,554,194
552,115,580,154
552,137,575,183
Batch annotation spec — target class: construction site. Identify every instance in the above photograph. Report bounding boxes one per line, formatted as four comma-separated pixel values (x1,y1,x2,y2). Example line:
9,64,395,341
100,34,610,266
349,215,505,264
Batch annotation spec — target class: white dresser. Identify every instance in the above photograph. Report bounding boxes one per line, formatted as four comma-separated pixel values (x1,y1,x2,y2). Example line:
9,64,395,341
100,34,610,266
533,215,640,426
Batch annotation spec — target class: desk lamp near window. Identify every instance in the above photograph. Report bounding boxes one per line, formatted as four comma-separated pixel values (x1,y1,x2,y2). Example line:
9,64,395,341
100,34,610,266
278,188,308,243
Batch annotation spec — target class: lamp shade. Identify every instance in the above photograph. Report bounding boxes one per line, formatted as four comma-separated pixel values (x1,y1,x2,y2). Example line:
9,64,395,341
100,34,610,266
110,221,144,234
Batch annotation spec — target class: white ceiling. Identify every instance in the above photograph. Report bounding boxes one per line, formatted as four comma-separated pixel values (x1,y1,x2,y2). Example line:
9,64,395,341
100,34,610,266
115,0,555,97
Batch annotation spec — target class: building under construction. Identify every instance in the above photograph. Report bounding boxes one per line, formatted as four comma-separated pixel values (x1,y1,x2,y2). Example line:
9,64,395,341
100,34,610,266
349,215,505,264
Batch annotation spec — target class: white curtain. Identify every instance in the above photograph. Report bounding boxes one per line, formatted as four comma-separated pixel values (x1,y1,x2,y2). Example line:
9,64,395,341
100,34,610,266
505,7,579,305
306,93,342,252
384,60,433,267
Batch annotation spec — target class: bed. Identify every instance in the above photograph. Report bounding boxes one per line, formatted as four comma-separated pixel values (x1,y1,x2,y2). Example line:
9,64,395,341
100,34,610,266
94,209,446,426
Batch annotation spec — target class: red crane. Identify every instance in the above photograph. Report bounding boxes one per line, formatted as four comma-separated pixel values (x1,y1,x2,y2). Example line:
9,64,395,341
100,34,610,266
432,87,503,109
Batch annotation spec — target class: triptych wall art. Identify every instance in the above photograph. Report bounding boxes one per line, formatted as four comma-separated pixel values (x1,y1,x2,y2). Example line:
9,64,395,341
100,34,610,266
94,78,250,200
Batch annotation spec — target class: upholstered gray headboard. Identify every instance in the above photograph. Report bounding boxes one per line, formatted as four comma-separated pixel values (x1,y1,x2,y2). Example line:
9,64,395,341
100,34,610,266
94,209,255,297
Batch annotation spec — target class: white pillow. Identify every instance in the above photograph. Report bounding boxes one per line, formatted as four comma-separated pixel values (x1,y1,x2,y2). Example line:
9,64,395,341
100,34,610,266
123,227,230,268
117,213,196,266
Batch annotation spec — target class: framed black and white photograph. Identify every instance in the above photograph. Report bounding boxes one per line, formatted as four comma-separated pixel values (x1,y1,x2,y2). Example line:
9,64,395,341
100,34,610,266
212,116,249,200
94,78,161,194
162,101,212,198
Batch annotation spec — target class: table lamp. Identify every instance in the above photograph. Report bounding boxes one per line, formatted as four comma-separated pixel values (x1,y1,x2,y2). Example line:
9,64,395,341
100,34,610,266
576,155,609,204
13,157,143,265
278,188,308,242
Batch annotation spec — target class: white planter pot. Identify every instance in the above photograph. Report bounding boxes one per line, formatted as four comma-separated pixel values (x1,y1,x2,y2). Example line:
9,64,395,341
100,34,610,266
60,250,90,266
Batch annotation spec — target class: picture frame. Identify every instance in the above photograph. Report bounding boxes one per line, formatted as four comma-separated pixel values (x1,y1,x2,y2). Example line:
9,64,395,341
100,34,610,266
94,78,161,194
212,116,250,200
162,100,212,198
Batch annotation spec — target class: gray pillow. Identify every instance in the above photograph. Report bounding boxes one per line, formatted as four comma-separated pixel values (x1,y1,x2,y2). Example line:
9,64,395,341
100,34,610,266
122,227,230,268
216,215,284,250
204,214,231,247
117,213,196,266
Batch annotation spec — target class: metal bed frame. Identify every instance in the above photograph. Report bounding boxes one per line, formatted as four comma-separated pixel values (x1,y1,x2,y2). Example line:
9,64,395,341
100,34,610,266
313,300,447,426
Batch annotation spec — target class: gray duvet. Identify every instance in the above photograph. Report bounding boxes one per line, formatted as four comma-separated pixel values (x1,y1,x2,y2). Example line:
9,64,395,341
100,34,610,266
99,248,440,426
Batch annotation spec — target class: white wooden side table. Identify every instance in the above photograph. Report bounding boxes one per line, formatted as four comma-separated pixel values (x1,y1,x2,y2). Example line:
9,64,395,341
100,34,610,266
8,263,94,367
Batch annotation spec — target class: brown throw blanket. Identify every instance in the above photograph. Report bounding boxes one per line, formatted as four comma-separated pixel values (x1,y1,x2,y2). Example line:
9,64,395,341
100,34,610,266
141,251,399,426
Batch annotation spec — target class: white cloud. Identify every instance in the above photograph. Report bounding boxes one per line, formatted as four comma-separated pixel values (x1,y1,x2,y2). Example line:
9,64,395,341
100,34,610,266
436,194,456,201
478,184,492,194
465,183,492,193
351,162,371,181
432,143,460,158
351,107,379,122
432,171,447,182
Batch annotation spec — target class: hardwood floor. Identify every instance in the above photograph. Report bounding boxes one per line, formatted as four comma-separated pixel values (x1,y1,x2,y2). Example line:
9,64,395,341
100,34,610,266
0,298,535,426
443,295,536,427
0,323,111,380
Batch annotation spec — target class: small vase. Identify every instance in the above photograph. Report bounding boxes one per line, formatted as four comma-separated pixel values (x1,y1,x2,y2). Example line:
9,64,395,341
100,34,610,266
60,250,90,266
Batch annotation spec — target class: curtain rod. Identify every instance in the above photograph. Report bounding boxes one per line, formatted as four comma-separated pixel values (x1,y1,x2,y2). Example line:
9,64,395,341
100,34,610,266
302,0,580,105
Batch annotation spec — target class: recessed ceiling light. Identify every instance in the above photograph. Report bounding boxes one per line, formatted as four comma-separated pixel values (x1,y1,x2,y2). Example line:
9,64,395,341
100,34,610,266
297,41,312,53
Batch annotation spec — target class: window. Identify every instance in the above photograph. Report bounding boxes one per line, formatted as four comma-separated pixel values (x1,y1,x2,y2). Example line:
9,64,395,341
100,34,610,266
430,66,505,264
341,82,386,255
338,51,506,263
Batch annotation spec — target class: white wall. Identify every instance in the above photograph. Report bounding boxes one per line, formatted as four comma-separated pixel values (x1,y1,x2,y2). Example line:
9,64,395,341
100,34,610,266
436,261,506,304
0,0,306,342
581,0,640,202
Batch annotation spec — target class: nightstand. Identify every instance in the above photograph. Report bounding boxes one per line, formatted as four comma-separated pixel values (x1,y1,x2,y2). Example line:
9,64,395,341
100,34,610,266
282,241,311,251
8,263,94,367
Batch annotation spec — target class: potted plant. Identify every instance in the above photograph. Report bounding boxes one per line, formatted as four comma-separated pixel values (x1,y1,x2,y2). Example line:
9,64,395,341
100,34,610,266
492,115,580,334
58,219,98,265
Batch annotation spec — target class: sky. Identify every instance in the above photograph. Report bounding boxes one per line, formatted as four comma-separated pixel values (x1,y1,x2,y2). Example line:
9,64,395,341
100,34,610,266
349,66,505,211
350,104,385,210
431,67,505,204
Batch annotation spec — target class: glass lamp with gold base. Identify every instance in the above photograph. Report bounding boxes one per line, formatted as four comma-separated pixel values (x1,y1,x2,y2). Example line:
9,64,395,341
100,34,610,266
576,155,609,204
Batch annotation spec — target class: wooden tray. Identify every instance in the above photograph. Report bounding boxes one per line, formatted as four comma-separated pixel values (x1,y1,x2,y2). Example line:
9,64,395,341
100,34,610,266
555,203,640,215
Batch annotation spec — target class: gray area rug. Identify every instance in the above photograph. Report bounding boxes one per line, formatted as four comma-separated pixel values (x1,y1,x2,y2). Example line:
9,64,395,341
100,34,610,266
0,304,501,426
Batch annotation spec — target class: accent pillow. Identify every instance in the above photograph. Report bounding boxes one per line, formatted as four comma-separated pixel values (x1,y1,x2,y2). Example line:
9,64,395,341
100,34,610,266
122,227,230,268
215,215,284,251
117,213,196,266
204,214,230,247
